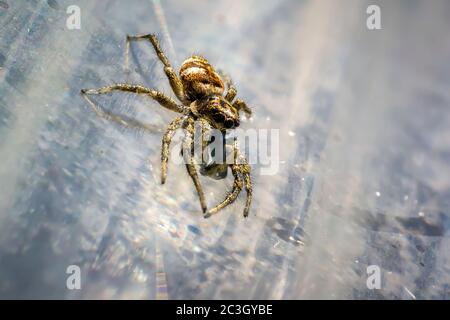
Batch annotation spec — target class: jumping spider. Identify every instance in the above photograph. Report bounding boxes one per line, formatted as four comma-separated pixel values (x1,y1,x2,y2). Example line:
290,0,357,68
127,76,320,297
81,34,252,218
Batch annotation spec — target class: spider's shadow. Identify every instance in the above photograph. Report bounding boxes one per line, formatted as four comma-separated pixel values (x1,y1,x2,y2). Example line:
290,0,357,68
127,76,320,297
126,45,160,88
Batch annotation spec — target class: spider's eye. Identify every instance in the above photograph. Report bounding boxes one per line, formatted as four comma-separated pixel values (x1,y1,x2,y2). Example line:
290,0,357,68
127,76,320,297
212,113,225,123
224,119,235,129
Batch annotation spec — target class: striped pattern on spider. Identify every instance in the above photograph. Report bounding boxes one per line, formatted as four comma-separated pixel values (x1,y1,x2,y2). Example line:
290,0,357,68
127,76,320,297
81,34,253,218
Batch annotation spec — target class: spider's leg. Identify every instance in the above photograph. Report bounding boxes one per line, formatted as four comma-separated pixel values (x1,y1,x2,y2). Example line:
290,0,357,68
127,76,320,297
239,158,253,218
204,164,243,218
200,119,210,151
81,84,187,114
125,34,187,104
161,116,185,184
232,99,252,117
234,143,253,217
81,92,160,134
183,118,207,213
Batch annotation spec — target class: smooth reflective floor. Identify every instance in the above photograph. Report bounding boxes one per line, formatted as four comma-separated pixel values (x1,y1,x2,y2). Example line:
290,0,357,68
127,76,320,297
0,0,449,299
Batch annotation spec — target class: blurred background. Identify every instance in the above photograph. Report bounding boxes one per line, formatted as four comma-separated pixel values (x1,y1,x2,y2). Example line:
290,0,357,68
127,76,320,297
0,0,449,299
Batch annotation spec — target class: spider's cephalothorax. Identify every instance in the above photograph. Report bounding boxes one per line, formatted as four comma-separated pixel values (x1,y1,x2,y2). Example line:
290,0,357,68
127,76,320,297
191,95,240,130
81,34,253,218
180,56,240,130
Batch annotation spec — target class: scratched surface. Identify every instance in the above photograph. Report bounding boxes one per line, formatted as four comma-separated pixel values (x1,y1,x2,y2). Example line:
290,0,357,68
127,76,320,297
0,0,450,299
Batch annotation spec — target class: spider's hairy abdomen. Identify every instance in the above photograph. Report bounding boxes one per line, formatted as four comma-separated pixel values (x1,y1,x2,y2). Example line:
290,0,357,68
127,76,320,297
180,55,224,101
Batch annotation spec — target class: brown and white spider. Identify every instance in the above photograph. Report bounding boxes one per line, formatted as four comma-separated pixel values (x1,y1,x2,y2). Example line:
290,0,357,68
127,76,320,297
81,34,252,218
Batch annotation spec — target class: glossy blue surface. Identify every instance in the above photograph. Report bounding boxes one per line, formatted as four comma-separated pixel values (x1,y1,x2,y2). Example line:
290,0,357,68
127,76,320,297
0,0,449,299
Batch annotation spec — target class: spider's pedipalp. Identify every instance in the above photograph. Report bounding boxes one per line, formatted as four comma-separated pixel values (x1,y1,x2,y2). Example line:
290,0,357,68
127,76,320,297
161,116,186,184
183,118,208,213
